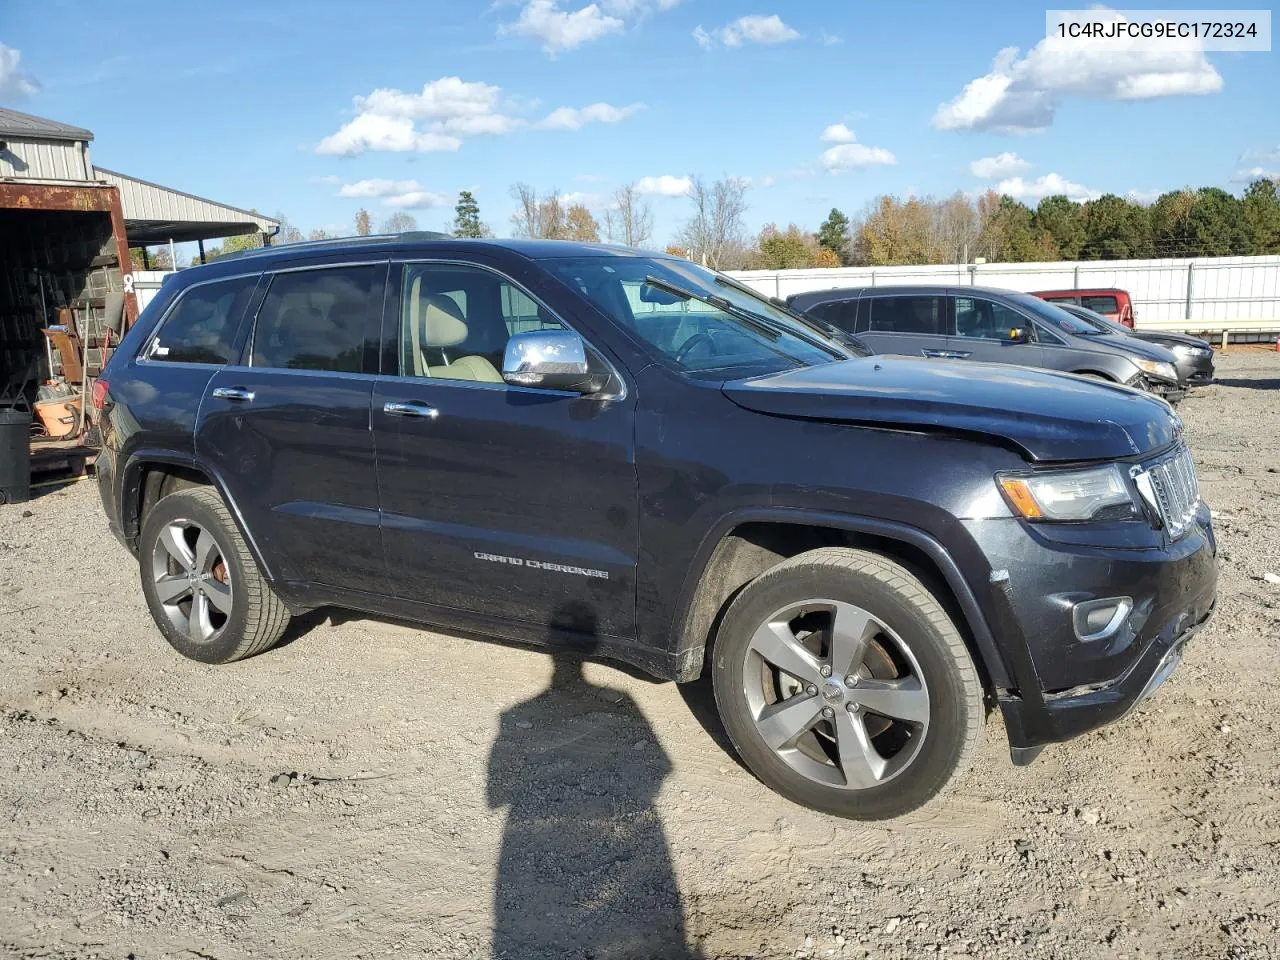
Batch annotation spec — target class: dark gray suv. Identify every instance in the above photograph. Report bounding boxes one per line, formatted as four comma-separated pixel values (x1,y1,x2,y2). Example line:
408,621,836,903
789,285,1184,401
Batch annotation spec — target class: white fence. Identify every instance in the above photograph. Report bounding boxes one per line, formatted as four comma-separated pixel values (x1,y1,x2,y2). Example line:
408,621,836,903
131,271,170,314
730,255,1280,342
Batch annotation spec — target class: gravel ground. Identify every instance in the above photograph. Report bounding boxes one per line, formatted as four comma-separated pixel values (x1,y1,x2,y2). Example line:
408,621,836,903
1,351,1278,960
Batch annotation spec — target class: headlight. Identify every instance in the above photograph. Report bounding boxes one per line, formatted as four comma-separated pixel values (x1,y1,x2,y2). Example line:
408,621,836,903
1172,344,1210,358
1135,358,1178,383
997,464,1135,521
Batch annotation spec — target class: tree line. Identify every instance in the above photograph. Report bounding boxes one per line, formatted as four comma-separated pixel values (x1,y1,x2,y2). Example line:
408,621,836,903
146,175,1280,270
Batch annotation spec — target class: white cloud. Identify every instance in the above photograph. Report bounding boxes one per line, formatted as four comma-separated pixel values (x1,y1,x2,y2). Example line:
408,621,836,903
821,123,856,143
969,152,1031,178
635,174,692,196
500,1,624,54
694,14,800,49
996,173,1099,202
317,114,462,156
538,101,644,130
309,174,341,185
821,143,896,173
336,179,448,209
317,76,640,154
819,30,843,46
933,9,1222,133
1126,189,1162,203
0,43,39,100
1239,146,1280,166
1232,165,1280,183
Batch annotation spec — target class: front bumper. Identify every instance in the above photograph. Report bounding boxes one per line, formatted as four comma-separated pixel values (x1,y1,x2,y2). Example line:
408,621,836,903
963,506,1218,752
1179,353,1215,386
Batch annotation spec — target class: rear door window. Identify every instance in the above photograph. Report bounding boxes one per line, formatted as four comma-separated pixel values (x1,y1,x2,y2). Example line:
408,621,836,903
865,296,947,335
809,299,858,332
251,265,385,373
1081,295,1120,315
147,275,258,364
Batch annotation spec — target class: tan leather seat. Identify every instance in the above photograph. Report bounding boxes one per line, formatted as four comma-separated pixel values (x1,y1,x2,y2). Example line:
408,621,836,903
406,277,502,383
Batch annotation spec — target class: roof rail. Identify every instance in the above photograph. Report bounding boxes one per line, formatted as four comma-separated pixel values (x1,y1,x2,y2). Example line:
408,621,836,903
210,230,456,263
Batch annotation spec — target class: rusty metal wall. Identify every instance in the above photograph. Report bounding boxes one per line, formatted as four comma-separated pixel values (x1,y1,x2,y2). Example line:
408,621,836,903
0,137,92,181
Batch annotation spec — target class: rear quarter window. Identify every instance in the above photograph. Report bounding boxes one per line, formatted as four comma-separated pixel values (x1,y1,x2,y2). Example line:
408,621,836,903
145,275,258,365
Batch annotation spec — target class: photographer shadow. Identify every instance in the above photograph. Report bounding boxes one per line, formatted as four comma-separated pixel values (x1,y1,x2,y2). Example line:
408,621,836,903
487,602,698,960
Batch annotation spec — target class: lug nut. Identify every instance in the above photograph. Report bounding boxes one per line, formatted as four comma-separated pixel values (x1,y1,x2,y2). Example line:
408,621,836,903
822,706,835,718
844,675,859,688
846,702,858,713
819,664,832,677
805,684,818,696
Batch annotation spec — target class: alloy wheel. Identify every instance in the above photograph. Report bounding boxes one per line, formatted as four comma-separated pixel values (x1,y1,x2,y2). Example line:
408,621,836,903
742,599,930,789
149,519,233,644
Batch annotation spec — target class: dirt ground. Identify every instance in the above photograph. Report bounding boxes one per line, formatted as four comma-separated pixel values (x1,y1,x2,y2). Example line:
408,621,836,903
2,351,1279,960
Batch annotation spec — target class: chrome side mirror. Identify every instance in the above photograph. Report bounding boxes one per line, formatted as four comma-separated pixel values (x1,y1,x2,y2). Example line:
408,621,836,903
502,330,596,392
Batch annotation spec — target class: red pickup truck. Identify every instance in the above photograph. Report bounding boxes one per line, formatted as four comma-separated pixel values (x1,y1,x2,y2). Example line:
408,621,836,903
1032,288,1135,328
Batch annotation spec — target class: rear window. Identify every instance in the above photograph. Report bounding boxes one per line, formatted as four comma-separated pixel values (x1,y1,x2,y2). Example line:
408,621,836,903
147,275,258,365
251,265,384,373
1081,295,1120,315
865,296,946,335
1043,295,1079,305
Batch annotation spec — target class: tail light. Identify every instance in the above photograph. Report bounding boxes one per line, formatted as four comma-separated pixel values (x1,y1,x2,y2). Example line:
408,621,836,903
91,378,110,410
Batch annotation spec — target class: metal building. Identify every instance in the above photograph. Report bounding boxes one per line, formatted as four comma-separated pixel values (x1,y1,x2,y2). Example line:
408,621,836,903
0,106,278,413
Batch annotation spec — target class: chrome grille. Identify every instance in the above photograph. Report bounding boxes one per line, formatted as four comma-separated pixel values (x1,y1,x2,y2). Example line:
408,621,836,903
1136,446,1201,538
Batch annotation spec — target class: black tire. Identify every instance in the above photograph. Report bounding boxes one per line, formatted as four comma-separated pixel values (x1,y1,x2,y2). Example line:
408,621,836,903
138,486,290,664
711,547,982,820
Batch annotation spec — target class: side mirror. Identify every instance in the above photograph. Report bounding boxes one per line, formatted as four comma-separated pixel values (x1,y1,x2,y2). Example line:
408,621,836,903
502,330,597,392
1008,327,1030,344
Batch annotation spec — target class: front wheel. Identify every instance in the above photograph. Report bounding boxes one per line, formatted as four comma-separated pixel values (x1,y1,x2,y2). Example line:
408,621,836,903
711,548,983,820
138,486,291,664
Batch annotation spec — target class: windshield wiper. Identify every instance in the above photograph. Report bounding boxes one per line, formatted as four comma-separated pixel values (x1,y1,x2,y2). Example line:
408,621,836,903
642,276,781,340
711,275,854,351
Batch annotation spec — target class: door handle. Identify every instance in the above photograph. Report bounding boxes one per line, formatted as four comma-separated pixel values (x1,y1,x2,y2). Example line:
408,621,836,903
383,400,439,420
211,386,255,402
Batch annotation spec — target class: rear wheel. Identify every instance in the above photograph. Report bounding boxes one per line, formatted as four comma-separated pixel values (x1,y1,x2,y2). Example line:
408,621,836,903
138,487,290,664
711,548,982,820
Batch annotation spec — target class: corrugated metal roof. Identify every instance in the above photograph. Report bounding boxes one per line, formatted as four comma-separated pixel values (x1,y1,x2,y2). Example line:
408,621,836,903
0,107,94,142
95,167,280,244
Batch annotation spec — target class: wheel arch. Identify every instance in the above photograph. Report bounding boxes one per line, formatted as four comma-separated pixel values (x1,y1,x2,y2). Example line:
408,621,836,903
120,451,277,583
671,509,1012,695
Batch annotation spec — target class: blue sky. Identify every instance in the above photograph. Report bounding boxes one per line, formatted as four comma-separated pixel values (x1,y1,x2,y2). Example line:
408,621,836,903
2,0,1277,245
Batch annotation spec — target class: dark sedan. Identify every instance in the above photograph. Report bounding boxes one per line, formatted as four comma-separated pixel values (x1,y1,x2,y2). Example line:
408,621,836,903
1056,303,1215,387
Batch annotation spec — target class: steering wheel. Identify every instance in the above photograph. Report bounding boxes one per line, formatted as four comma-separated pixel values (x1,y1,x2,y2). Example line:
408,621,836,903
674,333,715,365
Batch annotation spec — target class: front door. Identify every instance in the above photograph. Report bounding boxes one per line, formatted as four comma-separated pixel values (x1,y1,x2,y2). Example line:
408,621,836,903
197,262,388,593
949,295,1045,369
372,261,639,639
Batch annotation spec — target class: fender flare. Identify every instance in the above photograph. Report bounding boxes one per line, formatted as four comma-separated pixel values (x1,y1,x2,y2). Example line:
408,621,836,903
119,448,277,583
670,506,1013,689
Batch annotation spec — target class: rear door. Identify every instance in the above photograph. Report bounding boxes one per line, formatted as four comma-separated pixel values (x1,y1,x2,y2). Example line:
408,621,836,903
197,261,388,593
950,294,1044,368
854,294,951,357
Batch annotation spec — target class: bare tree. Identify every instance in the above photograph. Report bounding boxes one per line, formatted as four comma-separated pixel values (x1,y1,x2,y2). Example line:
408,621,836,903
675,176,750,269
510,183,580,239
380,212,418,234
604,182,654,247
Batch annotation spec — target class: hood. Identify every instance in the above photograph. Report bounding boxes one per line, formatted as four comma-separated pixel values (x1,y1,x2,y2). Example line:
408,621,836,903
1081,333,1178,364
1134,330,1211,350
723,357,1181,463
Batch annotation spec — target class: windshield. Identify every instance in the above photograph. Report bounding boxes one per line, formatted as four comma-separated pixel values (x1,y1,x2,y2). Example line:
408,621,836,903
545,256,850,375
1010,293,1103,336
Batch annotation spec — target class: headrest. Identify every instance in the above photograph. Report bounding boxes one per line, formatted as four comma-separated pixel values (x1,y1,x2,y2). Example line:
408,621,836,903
420,293,468,347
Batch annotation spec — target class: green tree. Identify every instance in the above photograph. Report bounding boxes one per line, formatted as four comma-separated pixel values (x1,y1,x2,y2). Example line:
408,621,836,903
816,208,851,263
1242,178,1280,254
1186,187,1247,256
1033,196,1085,260
453,190,484,238
354,209,372,236
1080,195,1150,259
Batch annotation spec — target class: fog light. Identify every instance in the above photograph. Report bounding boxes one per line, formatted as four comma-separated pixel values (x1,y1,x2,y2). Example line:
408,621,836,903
1073,597,1133,642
